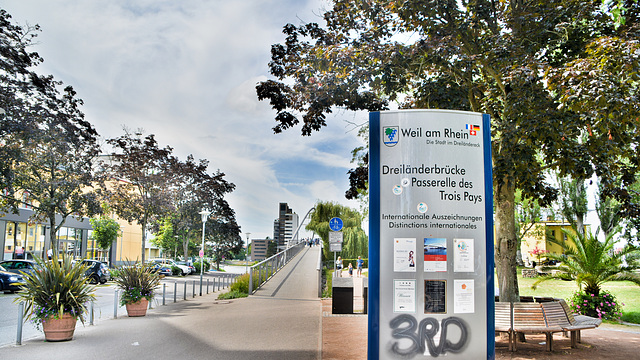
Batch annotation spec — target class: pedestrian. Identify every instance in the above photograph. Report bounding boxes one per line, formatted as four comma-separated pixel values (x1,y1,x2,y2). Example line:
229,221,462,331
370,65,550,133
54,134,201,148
348,262,353,277
47,248,53,260
357,256,364,277
336,256,343,277
15,246,24,259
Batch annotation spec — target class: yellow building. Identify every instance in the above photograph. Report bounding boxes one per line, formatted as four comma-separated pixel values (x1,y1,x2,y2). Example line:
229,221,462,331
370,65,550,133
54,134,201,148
520,221,589,266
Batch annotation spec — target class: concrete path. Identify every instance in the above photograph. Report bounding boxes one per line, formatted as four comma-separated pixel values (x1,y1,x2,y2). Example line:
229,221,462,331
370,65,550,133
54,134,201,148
0,246,322,360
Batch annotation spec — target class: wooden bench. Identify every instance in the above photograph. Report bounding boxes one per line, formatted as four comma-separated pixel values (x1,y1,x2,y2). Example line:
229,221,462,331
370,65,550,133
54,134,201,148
496,299,602,352
541,301,596,348
512,302,563,351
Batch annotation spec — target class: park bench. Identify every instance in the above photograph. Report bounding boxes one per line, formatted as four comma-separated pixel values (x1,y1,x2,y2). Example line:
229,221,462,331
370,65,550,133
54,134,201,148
495,298,601,352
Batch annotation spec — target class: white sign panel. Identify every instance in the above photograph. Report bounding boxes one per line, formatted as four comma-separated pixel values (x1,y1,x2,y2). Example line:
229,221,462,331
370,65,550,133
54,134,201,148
368,110,494,360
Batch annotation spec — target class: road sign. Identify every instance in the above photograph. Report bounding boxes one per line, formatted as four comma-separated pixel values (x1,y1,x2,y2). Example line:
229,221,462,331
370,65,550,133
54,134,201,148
329,231,343,244
329,217,343,232
199,249,204,257
330,242,342,252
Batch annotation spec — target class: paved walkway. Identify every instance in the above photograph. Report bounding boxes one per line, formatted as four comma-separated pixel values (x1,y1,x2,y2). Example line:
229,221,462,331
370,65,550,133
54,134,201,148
0,246,323,359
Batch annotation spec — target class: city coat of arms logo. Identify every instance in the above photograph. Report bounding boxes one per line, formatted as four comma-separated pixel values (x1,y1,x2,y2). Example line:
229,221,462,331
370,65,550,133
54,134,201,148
383,126,399,147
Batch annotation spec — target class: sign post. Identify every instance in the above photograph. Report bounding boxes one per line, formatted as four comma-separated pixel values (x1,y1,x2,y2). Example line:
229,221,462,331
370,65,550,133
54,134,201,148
369,110,494,359
330,217,344,275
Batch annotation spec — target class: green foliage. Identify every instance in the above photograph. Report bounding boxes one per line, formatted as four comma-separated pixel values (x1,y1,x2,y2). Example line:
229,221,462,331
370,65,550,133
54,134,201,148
570,289,623,321
90,205,121,250
14,255,96,328
112,261,161,305
230,273,250,294
306,201,367,260
533,228,640,296
217,290,248,300
193,259,210,274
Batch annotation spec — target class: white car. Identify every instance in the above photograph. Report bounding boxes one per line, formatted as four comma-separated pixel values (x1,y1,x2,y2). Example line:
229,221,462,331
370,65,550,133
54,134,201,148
149,259,189,276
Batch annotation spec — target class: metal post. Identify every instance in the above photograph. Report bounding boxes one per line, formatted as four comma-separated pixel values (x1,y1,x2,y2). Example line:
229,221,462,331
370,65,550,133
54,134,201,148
90,301,94,325
193,280,196,298
16,301,24,345
174,281,177,303
114,289,119,319
183,281,187,300
207,278,210,294
163,283,166,305
249,268,253,294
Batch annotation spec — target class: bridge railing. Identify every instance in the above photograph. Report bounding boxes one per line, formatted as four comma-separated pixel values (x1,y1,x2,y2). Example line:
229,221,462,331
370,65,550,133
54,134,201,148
248,242,306,294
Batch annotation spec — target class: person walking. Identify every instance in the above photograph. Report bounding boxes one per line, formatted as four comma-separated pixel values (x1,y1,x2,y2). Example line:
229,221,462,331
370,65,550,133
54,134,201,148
335,256,343,277
356,256,364,277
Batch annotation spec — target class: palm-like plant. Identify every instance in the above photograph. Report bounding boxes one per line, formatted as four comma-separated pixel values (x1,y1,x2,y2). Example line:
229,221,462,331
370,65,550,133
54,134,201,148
112,261,160,306
533,228,640,296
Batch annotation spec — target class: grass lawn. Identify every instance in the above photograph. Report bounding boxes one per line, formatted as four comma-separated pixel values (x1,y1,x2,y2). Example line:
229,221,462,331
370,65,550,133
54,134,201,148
516,267,640,324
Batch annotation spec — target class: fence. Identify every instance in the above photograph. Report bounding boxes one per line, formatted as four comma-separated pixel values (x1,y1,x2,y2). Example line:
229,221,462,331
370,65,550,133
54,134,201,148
248,242,306,294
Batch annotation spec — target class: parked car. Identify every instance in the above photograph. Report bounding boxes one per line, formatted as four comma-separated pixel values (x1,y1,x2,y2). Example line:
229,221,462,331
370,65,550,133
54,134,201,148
150,263,172,276
175,261,196,274
0,259,40,276
80,260,110,284
149,259,189,276
0,264,25,293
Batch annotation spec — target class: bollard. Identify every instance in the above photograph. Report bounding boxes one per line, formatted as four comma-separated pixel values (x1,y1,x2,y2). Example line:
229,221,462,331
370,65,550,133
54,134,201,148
249,270,253,294
90,301,94,325
207,278,210,294
174,281,177,303
217,276,220,291
193,280,196,298
114,289,119,319
16,301,24,345
183,281,187,300
163,283,166,305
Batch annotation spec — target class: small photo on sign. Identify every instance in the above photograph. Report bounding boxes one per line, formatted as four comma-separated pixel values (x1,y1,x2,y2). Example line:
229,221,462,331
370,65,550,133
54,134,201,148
424,238,447,272
424,280,447,314
394,238,417,272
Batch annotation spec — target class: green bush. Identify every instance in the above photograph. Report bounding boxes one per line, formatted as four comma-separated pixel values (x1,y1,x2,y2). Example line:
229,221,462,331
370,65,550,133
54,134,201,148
193,260,210,274
217,290,248,300
112,262,161,306
171,265,182,276
230,273,250,294
570,290,623,321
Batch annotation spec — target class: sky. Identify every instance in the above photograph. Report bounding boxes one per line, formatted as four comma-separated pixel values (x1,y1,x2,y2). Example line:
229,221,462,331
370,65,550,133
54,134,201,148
2,0,366,241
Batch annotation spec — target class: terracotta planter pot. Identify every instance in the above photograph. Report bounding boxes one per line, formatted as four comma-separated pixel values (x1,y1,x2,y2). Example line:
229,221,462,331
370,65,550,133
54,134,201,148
125,298,149,317
42,313,77,342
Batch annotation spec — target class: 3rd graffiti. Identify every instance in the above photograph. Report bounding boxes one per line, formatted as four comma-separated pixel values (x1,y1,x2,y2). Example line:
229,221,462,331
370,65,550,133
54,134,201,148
388,315,469,357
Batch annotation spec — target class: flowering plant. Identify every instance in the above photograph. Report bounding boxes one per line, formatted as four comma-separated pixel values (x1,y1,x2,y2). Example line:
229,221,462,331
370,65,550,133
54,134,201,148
14,255,96,329
570,290,623,321
113,261,160,306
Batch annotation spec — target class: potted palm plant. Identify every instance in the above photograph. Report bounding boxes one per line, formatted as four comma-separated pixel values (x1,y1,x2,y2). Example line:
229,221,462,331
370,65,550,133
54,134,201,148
112,261,160,317
15,255,96,342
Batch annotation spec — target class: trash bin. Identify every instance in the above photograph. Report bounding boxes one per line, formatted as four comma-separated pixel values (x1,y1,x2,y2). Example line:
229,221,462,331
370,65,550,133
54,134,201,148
332,277,354,314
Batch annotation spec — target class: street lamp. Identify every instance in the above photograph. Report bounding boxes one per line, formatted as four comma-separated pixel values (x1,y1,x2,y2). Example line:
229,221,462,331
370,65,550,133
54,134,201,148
199,209,211,296
245,232,251,274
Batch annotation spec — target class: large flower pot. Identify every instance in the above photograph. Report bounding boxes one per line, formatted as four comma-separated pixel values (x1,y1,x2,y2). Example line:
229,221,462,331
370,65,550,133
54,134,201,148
42,313,77,342
125,298,149,317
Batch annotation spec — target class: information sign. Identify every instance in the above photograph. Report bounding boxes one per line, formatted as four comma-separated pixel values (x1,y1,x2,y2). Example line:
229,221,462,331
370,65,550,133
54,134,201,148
329,231,343,244
330,242,343,252
368,110,494,359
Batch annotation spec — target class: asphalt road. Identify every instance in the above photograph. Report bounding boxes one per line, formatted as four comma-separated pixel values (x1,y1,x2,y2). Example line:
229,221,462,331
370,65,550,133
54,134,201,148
0,272,236,347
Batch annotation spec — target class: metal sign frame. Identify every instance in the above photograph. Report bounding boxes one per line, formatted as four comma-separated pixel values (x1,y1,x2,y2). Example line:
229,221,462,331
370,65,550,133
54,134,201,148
368,110,495,359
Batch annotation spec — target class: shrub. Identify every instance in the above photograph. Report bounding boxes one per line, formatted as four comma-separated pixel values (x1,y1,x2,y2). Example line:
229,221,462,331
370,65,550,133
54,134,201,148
217,290,248,300
230,273,249,294
171,265,182,276
193,260,210,274
570,290,623,321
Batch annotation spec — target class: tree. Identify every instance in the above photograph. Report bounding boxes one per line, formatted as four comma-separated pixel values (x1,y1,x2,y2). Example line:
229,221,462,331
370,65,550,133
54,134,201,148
89,204,121,254
533,228,640,297
103,129,177,264
258,1,640,302
596,181,624,240
1,10,102,254
151,217,181,258
557,176,589,235
306,201,366,260
207,221,243,271
515,189,545,266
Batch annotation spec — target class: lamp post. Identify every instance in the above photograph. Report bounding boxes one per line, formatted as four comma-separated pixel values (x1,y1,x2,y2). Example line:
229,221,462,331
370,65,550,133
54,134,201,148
199,209,211,296
245,232,251,274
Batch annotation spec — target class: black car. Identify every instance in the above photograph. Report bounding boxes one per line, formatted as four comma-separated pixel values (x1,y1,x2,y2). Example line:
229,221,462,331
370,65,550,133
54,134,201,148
81,260,110,284
0,264,25,293
150,263,172,276
0,259,40,276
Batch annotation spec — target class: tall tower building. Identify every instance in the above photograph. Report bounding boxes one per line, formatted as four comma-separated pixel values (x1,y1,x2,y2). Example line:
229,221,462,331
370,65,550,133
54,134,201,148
273,203,299,250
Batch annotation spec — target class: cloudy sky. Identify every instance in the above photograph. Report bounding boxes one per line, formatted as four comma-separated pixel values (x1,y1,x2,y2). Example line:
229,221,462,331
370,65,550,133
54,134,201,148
3,0,366,240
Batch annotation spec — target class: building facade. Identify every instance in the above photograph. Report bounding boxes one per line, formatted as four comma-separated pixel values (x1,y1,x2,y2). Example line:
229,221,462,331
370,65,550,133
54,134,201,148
273,203,299,250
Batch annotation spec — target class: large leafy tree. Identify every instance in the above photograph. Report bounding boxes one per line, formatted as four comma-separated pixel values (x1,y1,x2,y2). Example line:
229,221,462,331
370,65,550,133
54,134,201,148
258,1,640,302
1,10,102,254
103,129,177,264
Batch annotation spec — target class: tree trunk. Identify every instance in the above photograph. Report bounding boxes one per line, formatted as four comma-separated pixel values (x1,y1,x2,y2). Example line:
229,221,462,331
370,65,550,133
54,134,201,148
495,179,520,303
141,216,147,264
